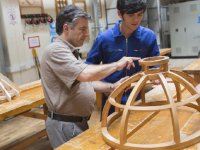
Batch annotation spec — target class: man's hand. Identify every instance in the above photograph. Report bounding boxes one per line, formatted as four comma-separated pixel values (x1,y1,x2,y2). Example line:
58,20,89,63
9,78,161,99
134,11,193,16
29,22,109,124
116,57,141,71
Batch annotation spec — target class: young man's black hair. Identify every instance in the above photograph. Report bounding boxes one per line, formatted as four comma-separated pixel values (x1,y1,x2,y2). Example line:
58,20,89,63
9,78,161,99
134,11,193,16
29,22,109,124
117,0,146,15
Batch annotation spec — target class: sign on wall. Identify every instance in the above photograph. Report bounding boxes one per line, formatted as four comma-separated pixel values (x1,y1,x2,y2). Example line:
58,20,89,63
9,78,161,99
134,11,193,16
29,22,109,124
7,7,17,25
28,36,40,48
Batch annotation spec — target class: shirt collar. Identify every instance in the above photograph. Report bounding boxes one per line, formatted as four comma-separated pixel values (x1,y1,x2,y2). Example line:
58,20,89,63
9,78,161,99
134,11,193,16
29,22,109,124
112,20,141,39
55,36,79,52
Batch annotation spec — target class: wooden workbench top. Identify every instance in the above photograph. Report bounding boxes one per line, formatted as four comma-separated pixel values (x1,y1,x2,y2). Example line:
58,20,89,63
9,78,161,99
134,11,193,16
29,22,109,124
160,48,171,56
0,80,45,121
183,59,200,73
183,59,200,83
57,85,200,150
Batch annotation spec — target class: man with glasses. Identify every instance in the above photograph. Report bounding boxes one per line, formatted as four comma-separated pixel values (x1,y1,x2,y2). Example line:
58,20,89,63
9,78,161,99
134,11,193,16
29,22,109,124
86,0,160,116
41,5,140,148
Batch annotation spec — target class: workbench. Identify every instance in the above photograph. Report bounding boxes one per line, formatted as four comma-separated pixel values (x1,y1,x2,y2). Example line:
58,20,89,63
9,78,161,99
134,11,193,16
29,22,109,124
0,80,47,150
57,84,200,150
183,59,200,83
160,48,171,56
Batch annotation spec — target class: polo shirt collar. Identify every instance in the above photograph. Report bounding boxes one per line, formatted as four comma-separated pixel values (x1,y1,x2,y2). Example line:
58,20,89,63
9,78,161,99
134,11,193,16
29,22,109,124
112,20,141,39
55,36,79,52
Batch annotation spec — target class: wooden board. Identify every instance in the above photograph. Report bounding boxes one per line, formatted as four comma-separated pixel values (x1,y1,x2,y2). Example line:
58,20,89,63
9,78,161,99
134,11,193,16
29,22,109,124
56,85,200,150
183,59,200,83
160,48,171,56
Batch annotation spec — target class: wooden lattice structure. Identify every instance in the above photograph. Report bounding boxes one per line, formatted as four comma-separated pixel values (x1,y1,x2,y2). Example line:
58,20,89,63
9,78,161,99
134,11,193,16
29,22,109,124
0,73,20,101
101,56,200,150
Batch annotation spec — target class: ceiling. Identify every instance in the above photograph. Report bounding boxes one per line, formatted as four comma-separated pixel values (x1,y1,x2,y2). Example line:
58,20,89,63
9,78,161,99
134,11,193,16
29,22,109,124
160,0,196,5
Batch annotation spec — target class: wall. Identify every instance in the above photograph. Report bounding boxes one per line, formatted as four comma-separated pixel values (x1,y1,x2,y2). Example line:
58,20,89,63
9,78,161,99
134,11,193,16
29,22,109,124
0,35,5,74
0,2,5,73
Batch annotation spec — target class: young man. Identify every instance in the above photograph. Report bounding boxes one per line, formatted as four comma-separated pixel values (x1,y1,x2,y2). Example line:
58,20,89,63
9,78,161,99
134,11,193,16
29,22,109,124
41,5,140,149
86,0,160,114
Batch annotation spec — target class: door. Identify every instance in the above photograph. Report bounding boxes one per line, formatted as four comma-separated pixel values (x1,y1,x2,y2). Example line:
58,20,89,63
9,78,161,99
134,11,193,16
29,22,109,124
169,3,188,57
185,1,200,57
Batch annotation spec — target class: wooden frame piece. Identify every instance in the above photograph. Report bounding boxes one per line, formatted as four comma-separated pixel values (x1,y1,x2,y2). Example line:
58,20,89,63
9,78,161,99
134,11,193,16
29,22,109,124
72,0,87,12
55,0,68,16
160,48,171,56
0,73,20,101
101,56,200,150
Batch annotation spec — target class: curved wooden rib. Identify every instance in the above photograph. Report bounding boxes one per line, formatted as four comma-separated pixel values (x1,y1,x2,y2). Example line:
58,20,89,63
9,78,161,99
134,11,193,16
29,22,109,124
109,73,143,98
141,85,146,104
173,80,182,101
101,100,112,127
167,71,197,95
186,103,200,112
158,73,180,143
170,69,198,87
120,75,148,145
127,94,199,111
109,97,125,109
115,92,123,112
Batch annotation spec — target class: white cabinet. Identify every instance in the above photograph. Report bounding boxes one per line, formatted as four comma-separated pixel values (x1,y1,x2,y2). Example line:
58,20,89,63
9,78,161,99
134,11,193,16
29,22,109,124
169,1,200,57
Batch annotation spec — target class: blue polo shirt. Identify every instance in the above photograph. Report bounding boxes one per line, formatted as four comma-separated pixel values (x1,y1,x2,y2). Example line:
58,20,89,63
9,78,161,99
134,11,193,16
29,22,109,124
86,21,159,105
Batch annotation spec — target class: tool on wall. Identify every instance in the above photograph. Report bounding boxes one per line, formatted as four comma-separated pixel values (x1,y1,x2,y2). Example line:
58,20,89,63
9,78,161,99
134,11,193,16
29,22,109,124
32,48,41,79
21,14,53,26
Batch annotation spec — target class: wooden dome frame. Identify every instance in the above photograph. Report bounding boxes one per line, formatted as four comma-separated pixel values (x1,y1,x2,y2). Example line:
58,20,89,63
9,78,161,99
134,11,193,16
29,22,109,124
101,56,200,150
